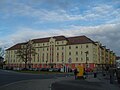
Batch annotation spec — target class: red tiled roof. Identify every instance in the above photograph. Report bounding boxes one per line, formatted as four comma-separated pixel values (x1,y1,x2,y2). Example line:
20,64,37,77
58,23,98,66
32,37,50,43
67,35,95,45
6,44,21,50
32,36,67,43
6,42,27,50
6,35,96,50
53,36,67,41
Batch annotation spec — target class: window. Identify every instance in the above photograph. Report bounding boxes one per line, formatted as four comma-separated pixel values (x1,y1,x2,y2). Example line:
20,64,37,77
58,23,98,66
62,52,64,61
57,42,59,44
46,53,48,60
81,51,83,55
34,55,35,62
69,46,71,49
62,46,64,50
76,52,78,55
42,53,44,62
76,57,78,61
43,48,44,51
87,51,89,54
62,52,64,55
86,45,88,48
81,58,83,61
87,57,89,61
47,48,48,51
76,46,78,49
57,47,59,50
81,45,82,48
57,52,59,55
69,52,71,55
57,53,59,62
43,43,44,46
37,54,39,62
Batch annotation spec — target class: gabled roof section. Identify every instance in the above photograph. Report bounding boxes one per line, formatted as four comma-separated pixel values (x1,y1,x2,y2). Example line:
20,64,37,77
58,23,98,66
67,35,95,45
6,44,21,51
53,35,67,41
32,37,50,43
32,35,67,43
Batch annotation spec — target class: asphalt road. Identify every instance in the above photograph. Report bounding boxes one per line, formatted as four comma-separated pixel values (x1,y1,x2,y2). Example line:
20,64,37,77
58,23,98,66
52,80,103,90
0,69,72,87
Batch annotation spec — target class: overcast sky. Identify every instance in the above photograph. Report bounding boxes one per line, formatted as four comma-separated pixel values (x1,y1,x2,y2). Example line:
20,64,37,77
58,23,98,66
0,0,120,56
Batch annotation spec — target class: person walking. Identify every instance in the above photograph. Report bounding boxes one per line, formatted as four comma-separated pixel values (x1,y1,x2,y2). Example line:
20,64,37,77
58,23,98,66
109,67,115,84
74,68,78,80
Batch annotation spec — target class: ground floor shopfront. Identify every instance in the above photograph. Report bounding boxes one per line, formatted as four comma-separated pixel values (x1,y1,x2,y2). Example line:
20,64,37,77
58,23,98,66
6,63,96,71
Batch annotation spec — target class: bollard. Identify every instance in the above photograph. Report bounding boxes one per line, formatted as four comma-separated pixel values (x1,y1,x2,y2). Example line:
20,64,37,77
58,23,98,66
94,72,97,78
110,75,114,84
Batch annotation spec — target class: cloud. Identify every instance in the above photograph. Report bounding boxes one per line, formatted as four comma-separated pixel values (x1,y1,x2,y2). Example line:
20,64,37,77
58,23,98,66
1,1,119,23
3,23,119,55
0,0,120,55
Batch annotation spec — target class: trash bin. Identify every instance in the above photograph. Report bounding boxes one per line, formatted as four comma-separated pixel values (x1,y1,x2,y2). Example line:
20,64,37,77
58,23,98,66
94,72,97,78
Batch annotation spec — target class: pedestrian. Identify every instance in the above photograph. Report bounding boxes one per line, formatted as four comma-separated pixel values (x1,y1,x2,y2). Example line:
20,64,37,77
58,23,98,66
116,68,120,84
109,67,115,84
74,68,78,80
94,68,97,78
83,68,86,79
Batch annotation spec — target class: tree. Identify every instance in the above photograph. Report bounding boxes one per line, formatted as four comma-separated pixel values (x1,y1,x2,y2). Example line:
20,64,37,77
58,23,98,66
0,48,4,69
16,40,36,69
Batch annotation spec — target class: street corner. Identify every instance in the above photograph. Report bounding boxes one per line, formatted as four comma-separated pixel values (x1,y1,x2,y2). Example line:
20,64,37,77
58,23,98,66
0,79,53,90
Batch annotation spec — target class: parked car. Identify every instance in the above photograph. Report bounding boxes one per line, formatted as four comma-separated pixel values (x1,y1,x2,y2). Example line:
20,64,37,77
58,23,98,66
40,68,49,71
21,68,29,71
49,68,54,72
53,68,61,72
32,68,38,71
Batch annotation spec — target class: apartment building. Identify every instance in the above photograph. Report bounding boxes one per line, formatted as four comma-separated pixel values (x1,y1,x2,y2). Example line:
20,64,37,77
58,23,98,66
5,35,116,70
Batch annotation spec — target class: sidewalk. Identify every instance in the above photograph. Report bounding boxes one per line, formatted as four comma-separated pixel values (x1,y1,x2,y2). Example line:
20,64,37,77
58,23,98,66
51,73,120,90
85,73,120,90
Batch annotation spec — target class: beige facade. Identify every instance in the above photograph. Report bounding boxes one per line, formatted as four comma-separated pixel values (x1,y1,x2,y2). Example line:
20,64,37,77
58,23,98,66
5,35,116,70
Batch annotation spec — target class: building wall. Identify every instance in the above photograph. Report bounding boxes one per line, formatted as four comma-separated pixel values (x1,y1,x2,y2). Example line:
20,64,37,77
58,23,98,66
5,36,115,70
